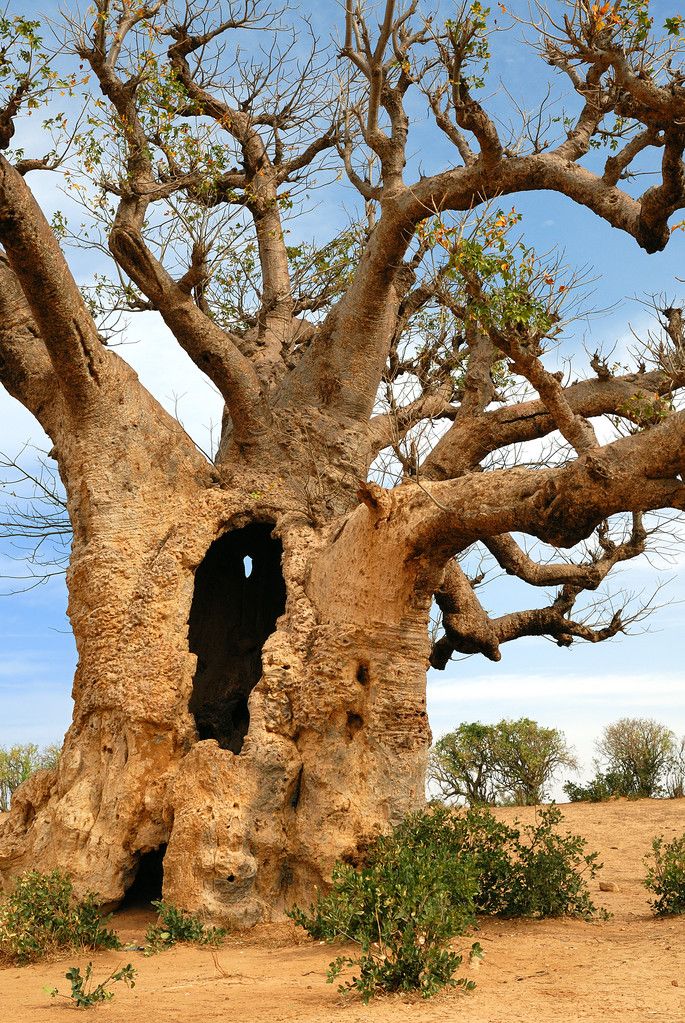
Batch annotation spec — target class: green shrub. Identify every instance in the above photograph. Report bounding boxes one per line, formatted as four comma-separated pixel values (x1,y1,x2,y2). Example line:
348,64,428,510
563,770,631,803
145,900,226,952
289,804,604,1000
289,806,481,1001
431,805,604,919
644,833,685,915
0,869,120,964
46,962,136,1007
499,807,604,919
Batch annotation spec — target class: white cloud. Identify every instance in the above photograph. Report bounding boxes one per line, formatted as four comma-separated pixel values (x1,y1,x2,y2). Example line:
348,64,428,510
428,670,685,706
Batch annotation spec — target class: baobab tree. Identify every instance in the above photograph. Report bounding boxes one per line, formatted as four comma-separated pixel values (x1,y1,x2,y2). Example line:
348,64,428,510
0,0,684,925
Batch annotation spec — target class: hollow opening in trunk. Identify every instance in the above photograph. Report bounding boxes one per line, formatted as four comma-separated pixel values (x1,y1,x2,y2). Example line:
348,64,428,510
122,845,166,907
188,522,286,753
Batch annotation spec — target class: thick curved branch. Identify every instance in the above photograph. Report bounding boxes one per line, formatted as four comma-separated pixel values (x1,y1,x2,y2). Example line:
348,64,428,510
431,560,501,666
0,157,108,407
430,512,647,668
108,211,269,450
414,412,685,557
80,12,271,449
405,151,682,254
422,366,685,480
294,132,683,426
0,255,61,435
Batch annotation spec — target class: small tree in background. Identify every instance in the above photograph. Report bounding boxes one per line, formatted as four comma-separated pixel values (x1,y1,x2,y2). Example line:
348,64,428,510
493,719,578,806
428,724,500,805
0,744,60,812
595,718,676,798
428,719,577,806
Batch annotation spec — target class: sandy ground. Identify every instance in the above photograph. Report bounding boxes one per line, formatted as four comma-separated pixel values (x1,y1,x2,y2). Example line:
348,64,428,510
1,798,684,1022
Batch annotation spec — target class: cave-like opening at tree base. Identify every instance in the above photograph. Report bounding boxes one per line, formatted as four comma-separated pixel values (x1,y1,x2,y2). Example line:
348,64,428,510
188,522,287,754
122,845,166,907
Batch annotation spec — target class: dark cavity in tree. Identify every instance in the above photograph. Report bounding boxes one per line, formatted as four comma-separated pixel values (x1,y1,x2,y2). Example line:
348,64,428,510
188,523,286,753
122,845,166,907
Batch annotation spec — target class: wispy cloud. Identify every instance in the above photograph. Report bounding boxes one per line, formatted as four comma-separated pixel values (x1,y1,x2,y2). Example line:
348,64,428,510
429,670,685,706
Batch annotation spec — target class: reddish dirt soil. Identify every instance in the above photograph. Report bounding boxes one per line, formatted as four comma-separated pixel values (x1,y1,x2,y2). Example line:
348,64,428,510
1,798,684,1022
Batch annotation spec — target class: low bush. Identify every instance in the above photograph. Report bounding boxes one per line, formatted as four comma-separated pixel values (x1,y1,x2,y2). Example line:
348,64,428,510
0,869,120,965
430,805,604,920
289,804,603,1001
563,770,632,803
644,833,685,916
289,806,481,1001
498,807,604,919
145,900,226,952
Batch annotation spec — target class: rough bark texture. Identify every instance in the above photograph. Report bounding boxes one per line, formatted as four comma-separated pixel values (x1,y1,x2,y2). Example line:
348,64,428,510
0,1,685,923
0,445,433,923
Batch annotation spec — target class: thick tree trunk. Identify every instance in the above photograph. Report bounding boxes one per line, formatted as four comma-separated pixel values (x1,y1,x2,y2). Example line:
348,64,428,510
0,447,432,925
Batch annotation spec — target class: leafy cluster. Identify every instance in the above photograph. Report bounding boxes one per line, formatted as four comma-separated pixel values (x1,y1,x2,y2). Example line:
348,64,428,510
616,392,674,432
47,962,136,1008
429,718,577,806
0,870,120,965
644,833,685,916
445,2,493,90
564,770,633,803
290,804,603,1001
145,899,226,953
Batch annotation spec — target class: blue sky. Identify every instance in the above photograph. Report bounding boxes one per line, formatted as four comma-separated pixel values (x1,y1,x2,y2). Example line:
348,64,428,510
1,0,684,791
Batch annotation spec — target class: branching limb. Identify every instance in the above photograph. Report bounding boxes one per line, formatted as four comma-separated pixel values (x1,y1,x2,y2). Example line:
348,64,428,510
422,364,685,480
340,0,424,194
78,3,270,449
368,384,456,460
0,255,61,435
430,509,648,667
483,513,647,590
0,159,108,408
426,10,503,167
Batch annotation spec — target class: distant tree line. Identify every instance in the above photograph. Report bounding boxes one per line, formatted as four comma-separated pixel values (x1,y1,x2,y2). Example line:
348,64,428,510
429,717,685,806
2,719,683,813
